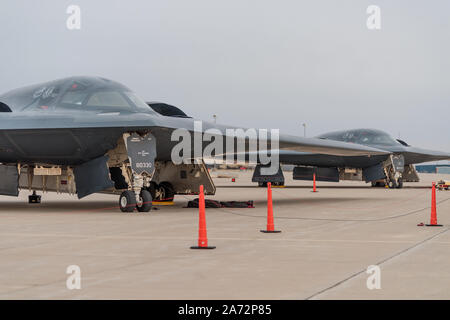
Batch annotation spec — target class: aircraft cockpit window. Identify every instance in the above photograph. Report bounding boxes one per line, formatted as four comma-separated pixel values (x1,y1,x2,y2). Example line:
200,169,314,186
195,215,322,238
0,102,12,112
22,84,62,111
371,134,397,145
360,137,370,143
124,92,157,114
319,129,400,146
61,91,89,105
85,91,131,109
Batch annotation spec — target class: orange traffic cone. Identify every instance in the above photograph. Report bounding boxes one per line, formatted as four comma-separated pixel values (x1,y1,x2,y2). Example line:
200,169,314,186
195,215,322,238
261,182,281,233
312,173,318,193
426,182,443,227
191,185,216,249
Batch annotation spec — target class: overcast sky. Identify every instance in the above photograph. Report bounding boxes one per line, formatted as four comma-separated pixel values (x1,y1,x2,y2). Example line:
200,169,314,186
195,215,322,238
1,0,449,157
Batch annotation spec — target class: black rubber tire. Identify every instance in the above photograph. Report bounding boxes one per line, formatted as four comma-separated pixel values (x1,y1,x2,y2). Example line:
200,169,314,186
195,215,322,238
28,195,41,204
258,182,268,187
396,178,403,189
373,181,385,187
136,189,152,212
388,180,397,189
119,190,136,212
159,182,175,201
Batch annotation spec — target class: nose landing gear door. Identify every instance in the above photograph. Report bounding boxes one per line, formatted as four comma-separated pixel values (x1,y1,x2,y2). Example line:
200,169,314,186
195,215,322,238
124,132,157,177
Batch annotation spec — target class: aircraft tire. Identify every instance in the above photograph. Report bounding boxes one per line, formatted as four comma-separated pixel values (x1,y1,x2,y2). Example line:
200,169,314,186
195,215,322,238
371,181,383,187
159,182,175,201
28,191,41,203
120,190,136,212
388,180,397,189
396,178,403,189
136,189,152,212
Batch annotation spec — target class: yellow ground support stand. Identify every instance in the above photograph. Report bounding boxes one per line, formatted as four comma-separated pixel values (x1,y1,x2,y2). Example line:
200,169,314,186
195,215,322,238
152,201,175,206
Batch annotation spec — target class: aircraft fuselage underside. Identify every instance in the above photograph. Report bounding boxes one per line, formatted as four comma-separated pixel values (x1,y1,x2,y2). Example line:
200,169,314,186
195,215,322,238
0,127,183,165
0,130,215,212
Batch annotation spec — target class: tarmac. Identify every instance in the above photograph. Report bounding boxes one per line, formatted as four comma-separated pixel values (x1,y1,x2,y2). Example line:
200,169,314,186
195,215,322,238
0,170,449,299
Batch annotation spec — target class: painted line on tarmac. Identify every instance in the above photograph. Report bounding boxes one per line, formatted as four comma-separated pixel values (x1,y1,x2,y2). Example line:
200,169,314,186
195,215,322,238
305,226,450,300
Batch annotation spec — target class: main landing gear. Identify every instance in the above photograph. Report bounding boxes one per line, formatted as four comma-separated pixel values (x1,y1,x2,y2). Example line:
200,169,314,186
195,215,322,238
149,182,175,202
28,191,41,204
119,189,153,213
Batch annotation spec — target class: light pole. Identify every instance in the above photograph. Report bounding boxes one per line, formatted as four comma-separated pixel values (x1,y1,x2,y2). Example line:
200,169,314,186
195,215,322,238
212,115,218,168
302,123,306,137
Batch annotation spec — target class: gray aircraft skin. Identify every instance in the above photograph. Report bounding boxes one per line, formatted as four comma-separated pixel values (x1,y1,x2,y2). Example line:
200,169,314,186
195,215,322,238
250,129,450,188
144,104,450,188
0,76,389,211
278,129,450,166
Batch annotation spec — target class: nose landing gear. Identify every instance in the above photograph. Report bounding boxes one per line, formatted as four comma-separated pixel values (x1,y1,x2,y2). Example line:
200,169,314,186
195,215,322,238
119,189,153,213
117,132,157,213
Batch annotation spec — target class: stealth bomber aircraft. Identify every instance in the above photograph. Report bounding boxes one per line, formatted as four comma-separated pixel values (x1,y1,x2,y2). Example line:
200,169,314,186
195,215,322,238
250,129,450,188
0,77,388,212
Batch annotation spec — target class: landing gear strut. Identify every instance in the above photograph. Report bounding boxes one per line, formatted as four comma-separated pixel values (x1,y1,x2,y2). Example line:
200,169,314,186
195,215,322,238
28,191,41,204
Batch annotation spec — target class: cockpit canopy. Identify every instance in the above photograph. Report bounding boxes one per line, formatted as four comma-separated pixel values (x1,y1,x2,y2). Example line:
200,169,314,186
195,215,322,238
0,76,155,114
317,129,402,147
